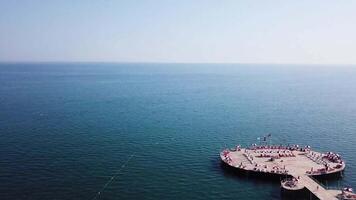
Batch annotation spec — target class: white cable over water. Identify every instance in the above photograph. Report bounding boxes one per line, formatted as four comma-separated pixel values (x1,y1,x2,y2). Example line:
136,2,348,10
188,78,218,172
91,153,135,200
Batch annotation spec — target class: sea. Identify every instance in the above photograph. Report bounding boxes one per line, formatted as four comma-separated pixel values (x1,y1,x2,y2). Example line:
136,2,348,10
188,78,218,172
1,63,356,200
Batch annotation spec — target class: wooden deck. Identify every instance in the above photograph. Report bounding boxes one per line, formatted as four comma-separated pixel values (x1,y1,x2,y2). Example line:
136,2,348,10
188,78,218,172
221,146,347,200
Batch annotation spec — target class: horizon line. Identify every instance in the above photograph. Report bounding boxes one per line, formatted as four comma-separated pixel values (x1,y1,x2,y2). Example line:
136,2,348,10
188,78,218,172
1,61,356,66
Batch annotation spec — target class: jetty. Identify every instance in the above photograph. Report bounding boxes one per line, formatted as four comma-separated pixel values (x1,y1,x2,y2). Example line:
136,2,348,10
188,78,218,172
220,144,355,200
288,172,338,200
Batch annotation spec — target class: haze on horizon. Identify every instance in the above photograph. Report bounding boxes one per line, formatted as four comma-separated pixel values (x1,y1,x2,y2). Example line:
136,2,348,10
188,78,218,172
1,0,356,65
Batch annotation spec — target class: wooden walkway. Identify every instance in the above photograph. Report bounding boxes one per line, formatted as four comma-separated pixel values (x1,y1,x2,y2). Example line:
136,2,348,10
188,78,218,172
289,172,338,200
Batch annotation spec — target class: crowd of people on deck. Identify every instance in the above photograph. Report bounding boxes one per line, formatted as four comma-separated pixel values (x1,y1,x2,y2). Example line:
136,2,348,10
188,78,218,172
343,187,354,193
306,151,342,165
235,145,241,151
222,150,233,164
222,144,346,180
249,144,311,152
306,167,329,175
221,149,253,169
323,152,342,163
255,150,295,158
282,177,299,188
222,148,286,174
339,187,356,200
307,152,327,165
222,146,291,174
305,151,344,174
251,163,288,174
306,162,343,175
242,151,254,164
250,145,298,159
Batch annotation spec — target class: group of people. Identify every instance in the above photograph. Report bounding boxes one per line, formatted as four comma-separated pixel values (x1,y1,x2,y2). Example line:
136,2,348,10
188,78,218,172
222,150,233,164
306,167,328,175
222,148,290,174
224,156,233,164
306,164,338,175
222,150,232,164
340,187,356,200
306,152,327,165
222,149,250,169
309,151,343,165
323,151,342,163
256,151,295,158
282,177,299,188
249,144,311,152
305,151,344,175
243,152,254,164
250,162,288,174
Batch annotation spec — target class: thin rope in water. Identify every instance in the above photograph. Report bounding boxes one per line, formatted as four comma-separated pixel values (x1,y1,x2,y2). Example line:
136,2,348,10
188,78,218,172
91,153,135,200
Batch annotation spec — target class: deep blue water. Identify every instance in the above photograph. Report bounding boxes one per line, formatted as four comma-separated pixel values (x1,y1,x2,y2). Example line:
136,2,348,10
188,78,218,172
1,63,356,200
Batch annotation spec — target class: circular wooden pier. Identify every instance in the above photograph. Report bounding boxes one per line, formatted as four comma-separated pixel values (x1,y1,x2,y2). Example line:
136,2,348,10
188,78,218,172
220,144,348,200
281,178,305,191
220,145,345,177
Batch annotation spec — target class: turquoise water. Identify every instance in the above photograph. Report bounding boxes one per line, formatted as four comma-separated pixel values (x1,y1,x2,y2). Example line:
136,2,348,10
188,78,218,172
1,63,356,200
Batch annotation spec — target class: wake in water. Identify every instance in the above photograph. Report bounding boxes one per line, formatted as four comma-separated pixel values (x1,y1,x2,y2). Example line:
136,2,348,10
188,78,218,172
91,153,136,200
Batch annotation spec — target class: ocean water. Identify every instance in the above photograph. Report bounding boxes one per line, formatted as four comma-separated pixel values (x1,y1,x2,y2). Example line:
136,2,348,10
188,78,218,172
1,63,356,200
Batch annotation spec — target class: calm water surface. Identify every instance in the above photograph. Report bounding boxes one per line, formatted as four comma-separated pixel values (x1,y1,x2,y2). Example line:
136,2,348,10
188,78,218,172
1,63,356,200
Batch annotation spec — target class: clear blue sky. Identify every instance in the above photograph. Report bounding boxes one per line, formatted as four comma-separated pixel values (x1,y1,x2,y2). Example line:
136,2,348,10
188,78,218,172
1,0,356,64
